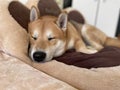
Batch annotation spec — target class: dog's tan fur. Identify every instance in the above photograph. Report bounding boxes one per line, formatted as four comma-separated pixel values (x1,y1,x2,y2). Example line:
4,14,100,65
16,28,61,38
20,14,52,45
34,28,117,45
28,6,120,62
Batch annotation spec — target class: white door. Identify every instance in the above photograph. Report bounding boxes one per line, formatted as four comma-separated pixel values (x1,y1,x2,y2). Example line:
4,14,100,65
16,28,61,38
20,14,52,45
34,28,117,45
72,0,99,25
96,0,120,37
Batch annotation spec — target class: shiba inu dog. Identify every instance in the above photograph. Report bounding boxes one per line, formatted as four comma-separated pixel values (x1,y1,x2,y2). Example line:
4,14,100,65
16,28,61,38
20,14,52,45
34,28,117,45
28,6,120,62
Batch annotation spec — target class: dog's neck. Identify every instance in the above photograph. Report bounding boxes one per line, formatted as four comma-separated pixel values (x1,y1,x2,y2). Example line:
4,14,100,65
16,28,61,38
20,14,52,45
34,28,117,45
65,22,81,50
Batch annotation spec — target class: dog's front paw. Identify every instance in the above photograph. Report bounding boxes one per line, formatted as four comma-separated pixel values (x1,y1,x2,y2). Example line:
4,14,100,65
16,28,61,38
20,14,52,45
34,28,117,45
77,48,98,54
88,49,98,54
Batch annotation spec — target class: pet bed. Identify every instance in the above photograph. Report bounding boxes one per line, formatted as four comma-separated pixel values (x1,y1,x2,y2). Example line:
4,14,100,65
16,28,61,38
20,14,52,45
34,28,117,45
0,0,120,90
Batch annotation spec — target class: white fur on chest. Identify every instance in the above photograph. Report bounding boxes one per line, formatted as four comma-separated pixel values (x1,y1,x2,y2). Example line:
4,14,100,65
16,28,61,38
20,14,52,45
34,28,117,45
67,39,74,49
54,41,65,57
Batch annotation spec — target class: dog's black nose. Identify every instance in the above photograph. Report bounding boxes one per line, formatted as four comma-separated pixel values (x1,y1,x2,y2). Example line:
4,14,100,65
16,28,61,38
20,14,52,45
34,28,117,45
33,51,46,62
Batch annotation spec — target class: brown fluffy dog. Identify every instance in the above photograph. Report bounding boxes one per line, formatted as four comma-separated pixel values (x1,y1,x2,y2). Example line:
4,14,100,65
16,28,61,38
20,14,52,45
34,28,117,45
8,1,120,62
28,6,120,62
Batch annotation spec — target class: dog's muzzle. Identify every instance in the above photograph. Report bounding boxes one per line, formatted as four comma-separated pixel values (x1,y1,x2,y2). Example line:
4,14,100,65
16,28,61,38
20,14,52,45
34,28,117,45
33,51,46,62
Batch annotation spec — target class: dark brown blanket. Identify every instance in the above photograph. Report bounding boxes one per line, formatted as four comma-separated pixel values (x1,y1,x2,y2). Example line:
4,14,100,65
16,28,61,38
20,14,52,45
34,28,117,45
54,47,120,69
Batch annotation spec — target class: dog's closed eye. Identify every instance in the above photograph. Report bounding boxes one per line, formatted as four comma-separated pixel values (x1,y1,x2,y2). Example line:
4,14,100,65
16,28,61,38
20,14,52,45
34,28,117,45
48,37,55,41
31,31,39,40
32,36,37,40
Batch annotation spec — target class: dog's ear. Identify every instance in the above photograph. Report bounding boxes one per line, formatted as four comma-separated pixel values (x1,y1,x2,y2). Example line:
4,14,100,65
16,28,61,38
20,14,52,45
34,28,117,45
57,13,68,31
30,6,39,22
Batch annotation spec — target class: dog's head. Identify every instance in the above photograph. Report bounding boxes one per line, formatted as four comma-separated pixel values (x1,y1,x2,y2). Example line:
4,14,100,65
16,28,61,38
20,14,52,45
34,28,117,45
28,6,68,62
